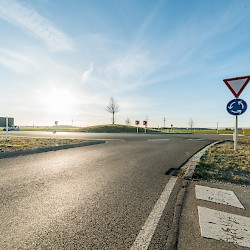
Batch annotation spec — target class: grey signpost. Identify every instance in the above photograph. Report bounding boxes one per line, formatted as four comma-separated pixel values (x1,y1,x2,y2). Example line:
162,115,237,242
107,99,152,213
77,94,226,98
223,76,249,151
143,120,147,133
54,121,58,134
135,120,139,133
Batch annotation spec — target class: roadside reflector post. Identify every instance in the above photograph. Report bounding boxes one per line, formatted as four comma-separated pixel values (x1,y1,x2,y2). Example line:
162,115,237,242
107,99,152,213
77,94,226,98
6,116,8,141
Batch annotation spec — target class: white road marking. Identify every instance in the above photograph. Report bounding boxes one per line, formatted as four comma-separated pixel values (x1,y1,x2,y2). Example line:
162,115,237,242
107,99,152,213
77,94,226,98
130,176,178,250
187,138,204,141
147,139,170,142
198,206,250,248
195,185,244,209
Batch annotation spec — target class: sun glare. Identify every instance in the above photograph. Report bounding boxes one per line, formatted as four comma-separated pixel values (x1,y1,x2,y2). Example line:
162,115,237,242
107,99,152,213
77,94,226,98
43,89,77,115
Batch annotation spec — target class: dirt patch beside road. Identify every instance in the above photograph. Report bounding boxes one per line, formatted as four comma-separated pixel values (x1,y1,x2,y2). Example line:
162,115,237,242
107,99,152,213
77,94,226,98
0,136,101,153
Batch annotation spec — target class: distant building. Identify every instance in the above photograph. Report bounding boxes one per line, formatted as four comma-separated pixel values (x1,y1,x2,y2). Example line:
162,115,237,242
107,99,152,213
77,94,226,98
0,117,14,127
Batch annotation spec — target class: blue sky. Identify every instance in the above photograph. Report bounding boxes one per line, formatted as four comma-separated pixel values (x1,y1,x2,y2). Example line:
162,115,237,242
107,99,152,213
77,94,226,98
0,0,250,128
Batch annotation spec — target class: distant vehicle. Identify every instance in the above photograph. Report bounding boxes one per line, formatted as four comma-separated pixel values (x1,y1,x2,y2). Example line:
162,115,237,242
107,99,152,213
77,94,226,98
3,125,20,131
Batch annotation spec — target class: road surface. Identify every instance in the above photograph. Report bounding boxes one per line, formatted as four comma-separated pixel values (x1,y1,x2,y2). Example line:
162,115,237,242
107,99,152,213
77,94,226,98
0,132,230,249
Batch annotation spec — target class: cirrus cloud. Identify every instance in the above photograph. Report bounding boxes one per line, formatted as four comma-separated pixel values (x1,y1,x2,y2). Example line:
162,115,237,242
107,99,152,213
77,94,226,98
0,0,73,51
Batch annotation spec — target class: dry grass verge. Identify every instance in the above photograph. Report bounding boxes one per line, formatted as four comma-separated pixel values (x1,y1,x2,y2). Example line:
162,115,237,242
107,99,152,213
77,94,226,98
194,138,250,186
0,136,97,152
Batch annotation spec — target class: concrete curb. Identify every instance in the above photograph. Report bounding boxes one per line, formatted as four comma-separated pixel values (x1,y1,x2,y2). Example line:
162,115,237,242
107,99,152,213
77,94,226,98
182,140,229,180
166,180,189,250
165,140,230,249
0,140,106,159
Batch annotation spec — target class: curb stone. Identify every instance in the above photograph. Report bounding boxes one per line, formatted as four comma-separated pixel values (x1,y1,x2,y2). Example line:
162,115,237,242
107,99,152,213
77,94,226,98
181,140,230,180
0,140,106,159
166,180,189,250
165,140,230,249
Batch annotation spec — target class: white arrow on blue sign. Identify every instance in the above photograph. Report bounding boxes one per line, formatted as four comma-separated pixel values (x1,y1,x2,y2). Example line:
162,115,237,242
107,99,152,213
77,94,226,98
227,99,247,116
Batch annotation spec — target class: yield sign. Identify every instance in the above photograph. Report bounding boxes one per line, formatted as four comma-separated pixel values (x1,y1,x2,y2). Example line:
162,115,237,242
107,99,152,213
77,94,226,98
223,75,250,98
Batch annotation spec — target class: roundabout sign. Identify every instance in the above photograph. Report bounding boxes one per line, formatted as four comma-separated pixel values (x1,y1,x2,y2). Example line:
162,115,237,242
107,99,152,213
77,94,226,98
223,75,249,151
227,99,247,116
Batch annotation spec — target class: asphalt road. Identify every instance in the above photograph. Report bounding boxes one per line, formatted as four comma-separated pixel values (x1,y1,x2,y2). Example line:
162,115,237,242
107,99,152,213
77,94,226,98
0,132,231,249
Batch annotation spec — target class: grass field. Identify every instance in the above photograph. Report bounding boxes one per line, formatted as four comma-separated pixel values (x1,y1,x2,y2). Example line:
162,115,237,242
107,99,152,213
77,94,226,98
13,124,161,133
18,126,79,132
194,138,250,186
78,124,161,133
161,128,250,135
4,125,249,135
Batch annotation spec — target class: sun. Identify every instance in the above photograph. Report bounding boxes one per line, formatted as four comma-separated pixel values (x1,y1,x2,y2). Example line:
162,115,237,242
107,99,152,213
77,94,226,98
43,88,77,115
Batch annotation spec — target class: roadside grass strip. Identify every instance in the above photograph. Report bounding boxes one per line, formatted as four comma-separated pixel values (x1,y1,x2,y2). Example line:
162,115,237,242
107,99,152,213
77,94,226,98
198,206,250,248
195,138,250,186
195,185,244,209
130,176,178,250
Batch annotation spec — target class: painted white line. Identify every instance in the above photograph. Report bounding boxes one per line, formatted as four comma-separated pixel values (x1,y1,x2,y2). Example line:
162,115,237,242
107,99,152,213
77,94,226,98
195,185,244,209
147,139,170,142
130,176,178,250
198,206,250,248
101,139,125,144
187,138,204,141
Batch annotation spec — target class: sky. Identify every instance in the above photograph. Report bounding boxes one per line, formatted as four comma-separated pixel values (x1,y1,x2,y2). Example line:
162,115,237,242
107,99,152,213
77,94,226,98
0,0,250,128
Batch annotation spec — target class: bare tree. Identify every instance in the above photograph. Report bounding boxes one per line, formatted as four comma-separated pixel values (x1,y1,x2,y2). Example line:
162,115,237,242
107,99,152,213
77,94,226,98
125,117,131,126
106,97,120,124
189,118,195,132
189,118,194,129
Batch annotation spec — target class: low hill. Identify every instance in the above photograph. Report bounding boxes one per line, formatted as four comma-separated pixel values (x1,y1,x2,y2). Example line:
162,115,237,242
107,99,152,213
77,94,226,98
78,124,161,133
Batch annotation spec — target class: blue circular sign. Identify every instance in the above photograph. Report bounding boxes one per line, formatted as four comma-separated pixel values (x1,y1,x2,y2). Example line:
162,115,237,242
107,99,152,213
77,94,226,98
227,99,247,116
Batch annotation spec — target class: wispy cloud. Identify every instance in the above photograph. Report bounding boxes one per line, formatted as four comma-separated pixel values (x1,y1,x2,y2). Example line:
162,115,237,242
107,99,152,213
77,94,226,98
81,64,93,83
0,47,39,73
0,0,73,51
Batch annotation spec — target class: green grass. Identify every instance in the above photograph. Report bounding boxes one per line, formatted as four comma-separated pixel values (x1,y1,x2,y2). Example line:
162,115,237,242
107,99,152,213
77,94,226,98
77,124,161,133
194,138,250,186
4,125,250,135
11,124,160,133
160,129,250,135
19,126,79,132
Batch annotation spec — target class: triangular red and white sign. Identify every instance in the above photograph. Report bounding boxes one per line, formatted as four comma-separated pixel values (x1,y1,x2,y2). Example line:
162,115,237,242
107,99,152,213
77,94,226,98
223,75,250,98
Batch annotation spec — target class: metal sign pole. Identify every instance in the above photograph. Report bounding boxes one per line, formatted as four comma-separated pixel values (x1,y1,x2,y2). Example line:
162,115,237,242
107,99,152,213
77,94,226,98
234,116,238,151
